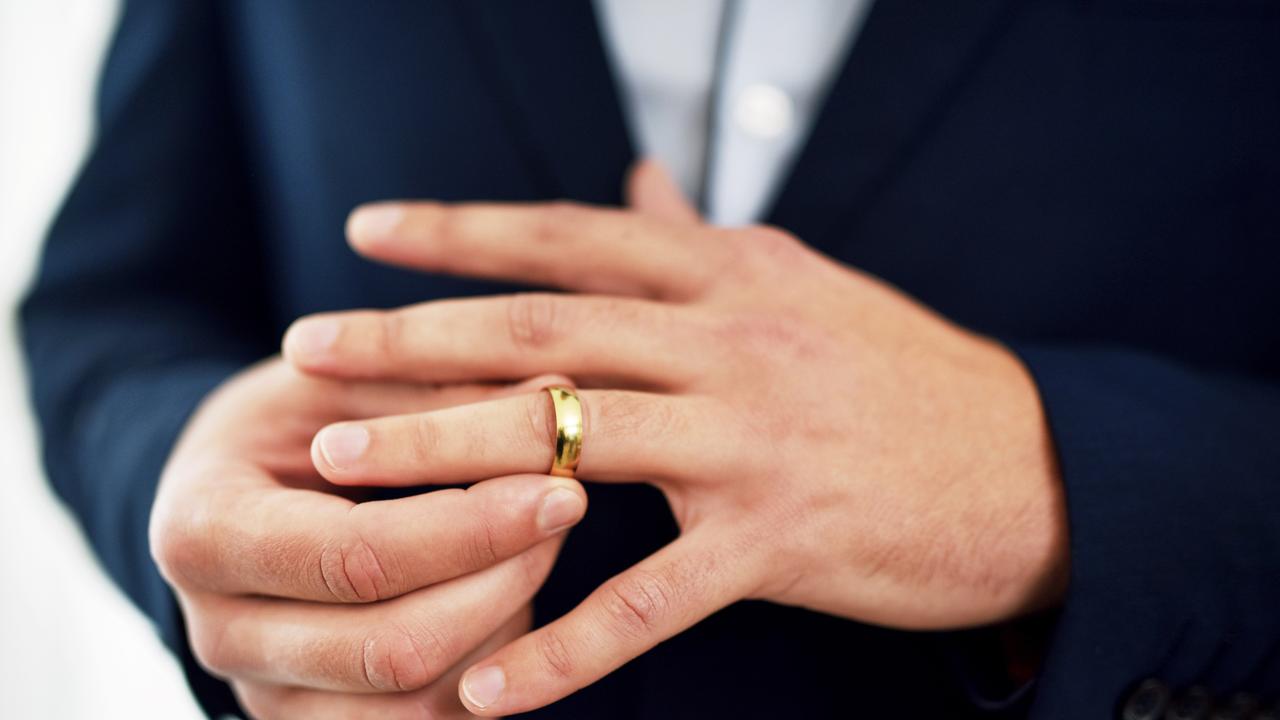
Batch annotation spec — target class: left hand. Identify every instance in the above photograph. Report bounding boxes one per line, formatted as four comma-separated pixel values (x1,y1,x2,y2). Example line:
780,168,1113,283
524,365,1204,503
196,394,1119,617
284,161,1069,716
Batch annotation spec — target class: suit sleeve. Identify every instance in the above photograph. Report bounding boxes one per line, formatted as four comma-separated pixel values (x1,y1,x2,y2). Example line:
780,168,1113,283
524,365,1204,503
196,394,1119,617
19,1,270,714
1002,345,1280,717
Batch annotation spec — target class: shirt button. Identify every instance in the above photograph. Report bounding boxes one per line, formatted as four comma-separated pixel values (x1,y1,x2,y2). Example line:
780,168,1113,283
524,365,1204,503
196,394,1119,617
733,82,794,140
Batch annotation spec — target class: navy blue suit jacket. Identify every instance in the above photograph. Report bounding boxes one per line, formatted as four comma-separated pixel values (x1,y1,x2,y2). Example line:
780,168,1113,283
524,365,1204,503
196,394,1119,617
21,1,1280,717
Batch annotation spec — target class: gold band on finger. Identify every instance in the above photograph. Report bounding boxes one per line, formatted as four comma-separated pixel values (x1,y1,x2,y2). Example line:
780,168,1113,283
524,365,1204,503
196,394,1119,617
545,386,583,478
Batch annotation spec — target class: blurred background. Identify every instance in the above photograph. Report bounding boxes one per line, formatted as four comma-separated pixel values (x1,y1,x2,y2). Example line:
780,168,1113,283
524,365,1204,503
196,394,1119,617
0,1,204,717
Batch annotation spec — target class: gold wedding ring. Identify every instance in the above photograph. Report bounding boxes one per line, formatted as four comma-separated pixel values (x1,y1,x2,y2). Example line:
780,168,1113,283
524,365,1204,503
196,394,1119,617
545,386,583,478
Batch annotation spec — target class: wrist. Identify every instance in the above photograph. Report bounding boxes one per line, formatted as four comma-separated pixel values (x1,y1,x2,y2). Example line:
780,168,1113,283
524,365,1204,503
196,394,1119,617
992,342,1070,618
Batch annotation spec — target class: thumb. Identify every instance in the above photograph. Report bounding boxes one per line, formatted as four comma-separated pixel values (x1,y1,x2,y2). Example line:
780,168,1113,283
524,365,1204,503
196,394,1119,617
626,159,701,224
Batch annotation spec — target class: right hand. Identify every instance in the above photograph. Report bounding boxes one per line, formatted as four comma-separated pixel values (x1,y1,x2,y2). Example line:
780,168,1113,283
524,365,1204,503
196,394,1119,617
149,358,587,719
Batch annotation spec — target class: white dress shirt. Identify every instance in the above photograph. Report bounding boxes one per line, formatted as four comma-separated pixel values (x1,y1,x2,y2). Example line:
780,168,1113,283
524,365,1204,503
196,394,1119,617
595,0,874,225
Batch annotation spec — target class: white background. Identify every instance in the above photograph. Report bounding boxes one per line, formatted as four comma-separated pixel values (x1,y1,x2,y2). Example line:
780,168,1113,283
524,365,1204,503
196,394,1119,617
0,1,206,717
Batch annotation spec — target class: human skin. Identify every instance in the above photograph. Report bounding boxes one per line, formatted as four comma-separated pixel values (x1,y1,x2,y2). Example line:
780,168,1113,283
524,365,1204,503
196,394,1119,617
282,161,1070,716
148,360,587,719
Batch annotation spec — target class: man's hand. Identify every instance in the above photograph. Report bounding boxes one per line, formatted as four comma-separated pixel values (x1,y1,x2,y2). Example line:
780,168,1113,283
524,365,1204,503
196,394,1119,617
148,359,588,719
285,162,1069,715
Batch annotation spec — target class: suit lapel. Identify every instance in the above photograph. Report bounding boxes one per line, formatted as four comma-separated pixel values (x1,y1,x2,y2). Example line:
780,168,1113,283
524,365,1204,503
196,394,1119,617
459,1,1019,240
767,0,1020,249
457,0,635,205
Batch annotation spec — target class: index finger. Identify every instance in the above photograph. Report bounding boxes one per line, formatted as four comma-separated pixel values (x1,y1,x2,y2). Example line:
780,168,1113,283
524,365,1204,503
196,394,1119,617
345,201,724,300
457,528,756,716
151,471,587,604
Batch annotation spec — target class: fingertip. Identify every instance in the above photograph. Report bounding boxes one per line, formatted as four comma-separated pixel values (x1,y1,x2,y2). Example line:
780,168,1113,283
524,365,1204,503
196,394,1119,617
346,202,405,252
312,423,370,478
472,474,587,537
626,158,699,224
459,665,507,714
625,158,660,201
536,482,587,535
282,317,340,367
517,373,577,393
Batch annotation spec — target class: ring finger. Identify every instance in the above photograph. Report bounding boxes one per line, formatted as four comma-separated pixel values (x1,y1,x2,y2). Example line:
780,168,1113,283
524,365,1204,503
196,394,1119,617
311,390,739,487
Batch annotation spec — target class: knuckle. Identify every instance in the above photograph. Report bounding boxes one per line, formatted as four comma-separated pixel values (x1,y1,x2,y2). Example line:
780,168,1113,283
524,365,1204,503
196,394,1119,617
523,390,558,455
596,391,680,441
713,312,822,364
360,624,446,692
187,610,233,677
719,313,780,344
411,413,442,464
506,292,560,350
534,628,576,680
463,507,502,570
431,205,465,246
232,683,276,720
722,226,807,280
149,500,212,590
534,202,586,244
149,517,193,587
378,310,409,366
741,225,803,257
318,529,394,603
601,569,674,639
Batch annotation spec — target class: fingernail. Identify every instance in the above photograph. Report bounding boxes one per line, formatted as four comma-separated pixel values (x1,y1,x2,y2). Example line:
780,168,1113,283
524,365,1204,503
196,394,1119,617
318,425,369,469
462,666,506,709
347,204,404,243
289,319,339,357
537,487,585,534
